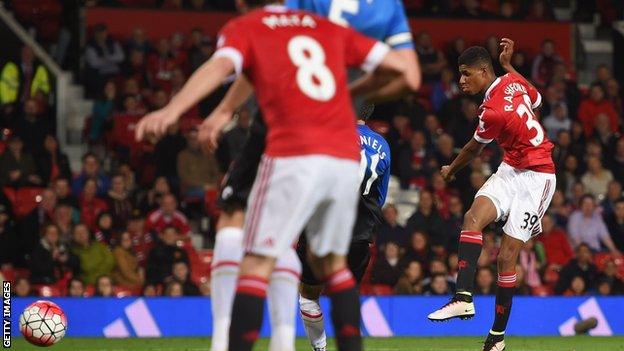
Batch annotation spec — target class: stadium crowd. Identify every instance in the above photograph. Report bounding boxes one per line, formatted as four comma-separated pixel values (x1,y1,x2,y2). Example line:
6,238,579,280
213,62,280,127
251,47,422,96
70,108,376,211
1,1,624,299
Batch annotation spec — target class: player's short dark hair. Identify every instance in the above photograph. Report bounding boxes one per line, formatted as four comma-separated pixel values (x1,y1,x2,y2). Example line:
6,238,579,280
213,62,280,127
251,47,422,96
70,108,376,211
458,46,493,69
357,103,375,121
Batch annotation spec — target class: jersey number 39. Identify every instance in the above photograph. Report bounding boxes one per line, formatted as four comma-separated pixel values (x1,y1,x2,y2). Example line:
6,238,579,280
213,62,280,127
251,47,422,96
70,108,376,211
288,36,336,101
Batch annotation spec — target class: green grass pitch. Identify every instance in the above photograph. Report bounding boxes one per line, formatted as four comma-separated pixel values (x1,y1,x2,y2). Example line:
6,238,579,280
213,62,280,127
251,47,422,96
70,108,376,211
10,336,624,351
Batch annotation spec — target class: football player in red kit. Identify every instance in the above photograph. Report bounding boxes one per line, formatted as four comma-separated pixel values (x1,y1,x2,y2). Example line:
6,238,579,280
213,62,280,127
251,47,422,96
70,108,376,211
427,38,556,351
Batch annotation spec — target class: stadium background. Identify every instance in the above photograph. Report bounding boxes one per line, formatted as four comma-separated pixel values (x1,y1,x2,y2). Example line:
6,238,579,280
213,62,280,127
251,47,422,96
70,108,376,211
1,0,624,347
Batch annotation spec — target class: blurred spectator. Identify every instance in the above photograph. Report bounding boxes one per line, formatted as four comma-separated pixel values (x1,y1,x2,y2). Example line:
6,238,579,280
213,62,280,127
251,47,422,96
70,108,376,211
106,174,133,230
394,260,424,295
568,195,621,255
564,276,587,296
85,23,125,95
94,212,115,245
145,193,190,236
515,264,532,295
2,46,51,105
123,49,150,87
423,114,443,149
377,204,408,248
36,135,72,185
79,178,109,231
371,241,403,286
126,27,151,55
538,214,574,269
524,0,554,21
445,37,466,72
431,172,453,219
0,203,17,266
72,153,111,197
94,275,114,297
216,108,251,172
601,181,623,216
552,130,571,170
597,278,614,296
71,223,115,285
30,223,79,284
485,36,504,76
594,64,613,90
142,284,158,297
555,243,598,294
611,138,624,182
51,178,74,207
403,231,434,267
169,33,188,72
578,85,619,137
12,277,33,297
146,225,189,284
398,131,429,188
89,81,117,145
511,51,531,78
598,259,624,294
518,240,545,288
170,261,200,296
190,37,214,72
549,190,571,227
443,195,463,253
431,68,459,112
0,135,42,187
450,98,479,145
140,176,172,213
543,102,571,140
177,129,221,199
67,278,85,297
474,267,495,295
581,156,613,199
17,189,57,266
406,190,446,247
127,210,154,266
164,280,184,297
424,273,451,295
112,231,145,290
148,38,177,91
199,278,211,296
186,0,209,10
604,78,622,117
606,198,624,252
477,231,498,268
453,0,494,18
593,113,619,155
15,98,53,154
154,123,186,184
54,204,75,243
415,32,447,83
161,0,184,10
531,39,563,87
499,1,519,19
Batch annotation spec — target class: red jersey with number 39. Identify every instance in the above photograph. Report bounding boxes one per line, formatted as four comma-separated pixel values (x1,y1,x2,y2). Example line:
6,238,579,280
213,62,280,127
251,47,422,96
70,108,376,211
474,73,555,173
213,5,390,161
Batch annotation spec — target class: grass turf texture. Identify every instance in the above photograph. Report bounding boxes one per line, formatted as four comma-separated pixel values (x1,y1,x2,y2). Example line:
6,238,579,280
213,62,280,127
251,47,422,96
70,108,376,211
10,336,624,351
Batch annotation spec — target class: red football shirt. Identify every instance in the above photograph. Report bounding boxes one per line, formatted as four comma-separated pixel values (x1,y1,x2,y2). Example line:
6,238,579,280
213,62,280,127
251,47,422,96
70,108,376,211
213,5,390,161
474,72,555,173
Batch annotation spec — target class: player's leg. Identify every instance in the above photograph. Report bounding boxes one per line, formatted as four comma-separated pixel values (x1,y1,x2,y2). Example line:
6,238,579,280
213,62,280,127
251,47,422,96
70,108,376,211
296,238,327,351
427,195,498,321
305,158,361,351
483,234,523,351
229,156,321,351
268,247,302,351
210,210,246,351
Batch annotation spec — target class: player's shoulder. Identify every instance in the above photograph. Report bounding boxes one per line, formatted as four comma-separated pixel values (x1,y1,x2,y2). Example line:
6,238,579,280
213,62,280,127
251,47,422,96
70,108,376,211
358,125,390,148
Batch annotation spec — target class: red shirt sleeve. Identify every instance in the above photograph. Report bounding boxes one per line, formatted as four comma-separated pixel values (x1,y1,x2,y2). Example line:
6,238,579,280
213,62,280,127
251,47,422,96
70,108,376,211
342,27,390,73
474,106,503,144
213,19,251,75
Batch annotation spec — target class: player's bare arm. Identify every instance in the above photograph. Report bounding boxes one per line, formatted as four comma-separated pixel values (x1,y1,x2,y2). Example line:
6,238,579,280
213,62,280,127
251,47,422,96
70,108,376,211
350,48,422,103
376,48,421,92
135,56,235,141
499,38,542,109
440,138,485,182
198,76,254,153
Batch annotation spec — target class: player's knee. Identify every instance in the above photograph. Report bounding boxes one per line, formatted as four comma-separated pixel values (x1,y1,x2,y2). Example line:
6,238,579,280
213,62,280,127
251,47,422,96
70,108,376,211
462,210,481,231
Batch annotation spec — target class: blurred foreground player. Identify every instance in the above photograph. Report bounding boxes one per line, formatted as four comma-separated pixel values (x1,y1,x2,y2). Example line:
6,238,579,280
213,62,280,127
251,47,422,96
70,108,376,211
427,39,555,351
297,103,390,351
202,1,419,350
136,1,420,351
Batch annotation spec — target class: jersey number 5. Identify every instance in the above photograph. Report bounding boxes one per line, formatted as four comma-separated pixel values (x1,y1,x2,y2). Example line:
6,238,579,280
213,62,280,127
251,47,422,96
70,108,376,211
288,36,336,102
516,94,544,146
329,0,359,27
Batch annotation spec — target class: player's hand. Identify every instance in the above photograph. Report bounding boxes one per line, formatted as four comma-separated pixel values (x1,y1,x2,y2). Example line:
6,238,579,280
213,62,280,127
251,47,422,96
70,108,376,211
499,38,515,70
440,165,455,182
135,107,180,142
198,113,230,154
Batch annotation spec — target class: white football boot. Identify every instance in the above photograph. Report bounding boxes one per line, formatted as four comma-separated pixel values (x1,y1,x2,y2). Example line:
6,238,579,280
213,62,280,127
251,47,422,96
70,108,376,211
427,296,475,321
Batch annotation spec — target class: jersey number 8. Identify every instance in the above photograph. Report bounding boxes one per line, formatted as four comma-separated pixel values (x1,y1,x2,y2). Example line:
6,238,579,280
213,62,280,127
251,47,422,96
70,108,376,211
288,36,336,101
